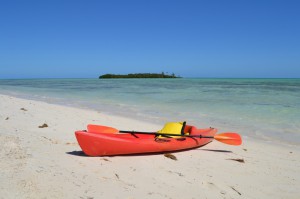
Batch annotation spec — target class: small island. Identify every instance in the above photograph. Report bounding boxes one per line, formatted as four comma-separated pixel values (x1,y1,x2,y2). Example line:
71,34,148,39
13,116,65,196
99,73,180,79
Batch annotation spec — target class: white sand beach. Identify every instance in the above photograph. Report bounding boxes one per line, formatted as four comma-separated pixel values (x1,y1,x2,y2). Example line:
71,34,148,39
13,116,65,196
0,94,299,199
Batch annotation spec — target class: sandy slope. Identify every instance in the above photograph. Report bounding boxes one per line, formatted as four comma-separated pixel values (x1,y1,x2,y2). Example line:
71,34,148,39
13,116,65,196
0,94,299,199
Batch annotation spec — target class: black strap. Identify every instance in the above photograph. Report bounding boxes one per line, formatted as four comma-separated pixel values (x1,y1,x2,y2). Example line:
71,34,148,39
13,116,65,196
181,121,186,135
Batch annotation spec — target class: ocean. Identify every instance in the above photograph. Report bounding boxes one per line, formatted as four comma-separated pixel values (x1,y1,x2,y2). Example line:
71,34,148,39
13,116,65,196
1,78,299,145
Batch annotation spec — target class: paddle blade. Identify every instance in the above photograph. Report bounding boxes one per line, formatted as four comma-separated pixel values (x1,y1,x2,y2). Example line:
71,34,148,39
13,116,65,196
214,133,242,145
87,124,119,134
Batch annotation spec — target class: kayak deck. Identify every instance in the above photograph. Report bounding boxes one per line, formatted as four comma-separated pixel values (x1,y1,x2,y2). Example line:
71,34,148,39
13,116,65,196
75,125,217,156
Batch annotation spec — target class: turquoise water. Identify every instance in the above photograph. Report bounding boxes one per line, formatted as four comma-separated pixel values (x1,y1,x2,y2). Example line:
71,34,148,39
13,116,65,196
1,78,299,145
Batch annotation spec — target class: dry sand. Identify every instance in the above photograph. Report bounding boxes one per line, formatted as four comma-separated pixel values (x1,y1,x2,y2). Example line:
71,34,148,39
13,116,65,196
0,94,299,199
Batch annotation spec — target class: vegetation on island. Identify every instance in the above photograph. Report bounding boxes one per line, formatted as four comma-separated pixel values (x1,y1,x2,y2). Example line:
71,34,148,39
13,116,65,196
99,72,180,79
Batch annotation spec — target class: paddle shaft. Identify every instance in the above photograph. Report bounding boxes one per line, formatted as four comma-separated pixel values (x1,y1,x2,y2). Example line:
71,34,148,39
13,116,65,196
86,124,242,145
119,130,214,139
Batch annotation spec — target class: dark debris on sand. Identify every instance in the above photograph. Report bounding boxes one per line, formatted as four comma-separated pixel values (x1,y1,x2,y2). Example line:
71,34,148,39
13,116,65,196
39,123,49,128
230,186,242,195
227,158,245,163
164,153,177,160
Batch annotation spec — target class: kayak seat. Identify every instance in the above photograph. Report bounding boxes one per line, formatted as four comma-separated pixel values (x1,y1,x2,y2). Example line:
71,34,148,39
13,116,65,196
184,125,193,134
157,121,189,138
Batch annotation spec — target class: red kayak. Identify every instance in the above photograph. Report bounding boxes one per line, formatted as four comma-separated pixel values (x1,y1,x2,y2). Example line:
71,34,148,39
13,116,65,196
75,124,217,156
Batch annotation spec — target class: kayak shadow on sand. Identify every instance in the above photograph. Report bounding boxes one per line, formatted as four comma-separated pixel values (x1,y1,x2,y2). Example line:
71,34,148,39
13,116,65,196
66,150,183,157
66,148,232,157
66,151,88,157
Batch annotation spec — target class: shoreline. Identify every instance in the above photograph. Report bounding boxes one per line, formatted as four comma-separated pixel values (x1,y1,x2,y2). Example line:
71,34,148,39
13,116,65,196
1,88,299,147
1,78,299,147
0,94,299,198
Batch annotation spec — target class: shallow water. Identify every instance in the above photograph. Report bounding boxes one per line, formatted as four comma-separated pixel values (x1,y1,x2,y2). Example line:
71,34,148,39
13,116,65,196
1,78,299,145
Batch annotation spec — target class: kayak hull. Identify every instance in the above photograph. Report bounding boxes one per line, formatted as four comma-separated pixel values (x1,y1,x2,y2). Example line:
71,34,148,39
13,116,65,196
75,126,217,156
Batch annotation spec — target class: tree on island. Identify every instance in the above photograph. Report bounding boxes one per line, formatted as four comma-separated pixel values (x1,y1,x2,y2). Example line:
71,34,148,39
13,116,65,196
99,73,180,79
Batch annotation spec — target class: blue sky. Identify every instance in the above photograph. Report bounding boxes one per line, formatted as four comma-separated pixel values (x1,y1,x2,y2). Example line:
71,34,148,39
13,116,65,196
0,0,299,78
